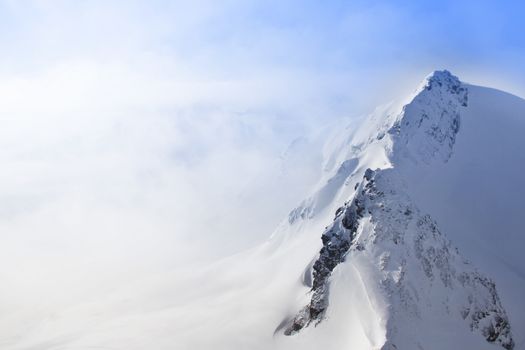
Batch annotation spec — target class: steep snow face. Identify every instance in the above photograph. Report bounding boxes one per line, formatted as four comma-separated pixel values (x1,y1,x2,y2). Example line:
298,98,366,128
283,71,519,349
400,84,525,348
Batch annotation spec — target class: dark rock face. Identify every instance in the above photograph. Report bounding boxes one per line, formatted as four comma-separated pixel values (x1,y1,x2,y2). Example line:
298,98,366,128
283,168,514,349
284,171,373,335
425,70,468,102
461,275,515,350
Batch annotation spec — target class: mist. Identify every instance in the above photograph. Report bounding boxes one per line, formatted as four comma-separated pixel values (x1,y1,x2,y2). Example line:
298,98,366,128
1,1,524,348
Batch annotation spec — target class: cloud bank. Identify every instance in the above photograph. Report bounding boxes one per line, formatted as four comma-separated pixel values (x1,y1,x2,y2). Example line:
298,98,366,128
0,1,524,344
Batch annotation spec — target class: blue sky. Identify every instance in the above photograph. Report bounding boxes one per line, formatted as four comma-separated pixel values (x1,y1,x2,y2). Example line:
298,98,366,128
0,1,523,131
0,0,523,276
1,1,524,93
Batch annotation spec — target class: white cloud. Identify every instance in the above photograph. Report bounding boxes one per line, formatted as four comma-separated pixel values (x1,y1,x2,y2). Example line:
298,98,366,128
1,2,524,347
0,51,334,314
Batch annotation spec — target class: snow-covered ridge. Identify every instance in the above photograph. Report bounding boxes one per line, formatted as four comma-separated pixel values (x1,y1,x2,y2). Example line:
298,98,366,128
281,70,515,349
285,70,468,227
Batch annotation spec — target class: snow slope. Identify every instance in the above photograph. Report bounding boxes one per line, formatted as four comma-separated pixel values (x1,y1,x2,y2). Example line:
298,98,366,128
2,71,524,350
280,70,518,350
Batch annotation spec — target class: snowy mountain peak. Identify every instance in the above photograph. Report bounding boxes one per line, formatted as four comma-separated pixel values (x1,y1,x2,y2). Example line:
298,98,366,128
286,70,469,227
280,71,517,350
423,69,461,91
388,70,468,166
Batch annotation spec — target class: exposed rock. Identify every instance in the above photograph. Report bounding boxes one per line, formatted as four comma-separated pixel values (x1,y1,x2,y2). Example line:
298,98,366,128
285,169,514,349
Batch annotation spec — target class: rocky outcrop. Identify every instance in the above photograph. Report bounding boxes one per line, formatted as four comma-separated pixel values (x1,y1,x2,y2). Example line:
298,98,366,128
284,175,366,334
284,167,514,349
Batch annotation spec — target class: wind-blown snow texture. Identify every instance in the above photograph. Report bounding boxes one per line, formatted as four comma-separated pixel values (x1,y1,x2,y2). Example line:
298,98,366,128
4,71,524,350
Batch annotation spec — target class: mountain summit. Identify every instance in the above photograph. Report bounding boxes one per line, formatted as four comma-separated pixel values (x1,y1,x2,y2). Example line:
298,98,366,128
281,70,515,349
